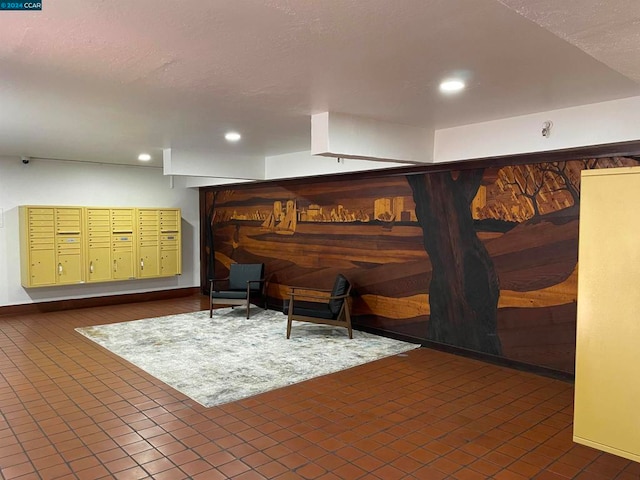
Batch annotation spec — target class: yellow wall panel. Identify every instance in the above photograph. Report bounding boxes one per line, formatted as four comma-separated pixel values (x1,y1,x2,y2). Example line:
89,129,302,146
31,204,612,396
574,167,640,462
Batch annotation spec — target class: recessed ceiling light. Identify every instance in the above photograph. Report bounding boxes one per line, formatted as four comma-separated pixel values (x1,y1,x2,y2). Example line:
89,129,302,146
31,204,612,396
138,153,151,161
439,79,465,93
225,131,241,142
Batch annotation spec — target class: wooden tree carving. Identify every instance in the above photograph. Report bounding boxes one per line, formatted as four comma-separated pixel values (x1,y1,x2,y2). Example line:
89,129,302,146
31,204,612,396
407,170,502,355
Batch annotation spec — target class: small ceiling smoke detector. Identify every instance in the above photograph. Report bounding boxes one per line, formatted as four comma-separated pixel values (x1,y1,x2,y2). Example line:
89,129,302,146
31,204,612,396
439,79,465,93
138,153,151,161
225,131,241,142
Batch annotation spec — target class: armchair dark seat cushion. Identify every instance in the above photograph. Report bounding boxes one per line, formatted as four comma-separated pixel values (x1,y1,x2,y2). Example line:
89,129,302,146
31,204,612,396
285,274,353,338
283,301,335,320
209,263,266,319
211,290,247,300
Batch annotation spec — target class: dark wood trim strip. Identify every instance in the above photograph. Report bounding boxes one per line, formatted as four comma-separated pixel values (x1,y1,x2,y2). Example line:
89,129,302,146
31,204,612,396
0,287,201,318
200,189,209,295
356,324,575,382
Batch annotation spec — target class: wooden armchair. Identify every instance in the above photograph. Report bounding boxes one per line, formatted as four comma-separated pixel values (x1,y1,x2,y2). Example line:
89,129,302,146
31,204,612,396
209,263,266,319
284,274,353,338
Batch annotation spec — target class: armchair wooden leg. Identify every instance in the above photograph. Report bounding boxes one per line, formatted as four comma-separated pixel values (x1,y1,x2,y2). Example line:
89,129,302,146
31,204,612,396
209,280,214,318
246,298,250,319
345,307,353,339
286,297,293,338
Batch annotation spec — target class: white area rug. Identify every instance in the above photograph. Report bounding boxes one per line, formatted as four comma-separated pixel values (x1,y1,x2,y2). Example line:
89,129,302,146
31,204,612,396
76,307,419,408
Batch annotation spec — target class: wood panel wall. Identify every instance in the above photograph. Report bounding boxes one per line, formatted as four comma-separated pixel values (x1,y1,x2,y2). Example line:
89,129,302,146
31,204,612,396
201,148,640,374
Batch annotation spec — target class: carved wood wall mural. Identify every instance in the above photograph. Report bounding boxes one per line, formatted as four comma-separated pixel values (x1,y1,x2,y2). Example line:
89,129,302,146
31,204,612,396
202,156,639,374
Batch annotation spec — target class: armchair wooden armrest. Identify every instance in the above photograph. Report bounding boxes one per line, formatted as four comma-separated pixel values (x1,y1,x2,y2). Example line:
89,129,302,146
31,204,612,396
289,286,332,293
289,291,349,302
210,277,230,292
246,278,266,297
288,286,331,303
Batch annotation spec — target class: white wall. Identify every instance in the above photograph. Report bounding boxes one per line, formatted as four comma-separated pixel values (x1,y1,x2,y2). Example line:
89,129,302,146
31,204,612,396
311,112,433,163
182,151,405,187
0,157,199,307
434,96,640,162
265,150,405,179
163,148,265,180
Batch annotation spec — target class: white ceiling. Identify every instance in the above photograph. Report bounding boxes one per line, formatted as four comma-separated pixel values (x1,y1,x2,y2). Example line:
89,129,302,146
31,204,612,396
0,0,639,168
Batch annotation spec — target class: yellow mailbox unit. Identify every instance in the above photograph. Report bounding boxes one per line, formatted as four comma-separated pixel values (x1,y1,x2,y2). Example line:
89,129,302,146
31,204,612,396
19,206,182,288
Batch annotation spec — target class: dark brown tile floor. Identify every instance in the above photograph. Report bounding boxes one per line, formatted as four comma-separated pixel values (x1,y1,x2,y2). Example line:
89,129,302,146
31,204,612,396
0,295,638,480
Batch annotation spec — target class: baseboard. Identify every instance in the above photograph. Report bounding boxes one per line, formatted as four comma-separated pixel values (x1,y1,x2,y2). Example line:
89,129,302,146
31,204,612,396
355,325,575,382
0,287,201,318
